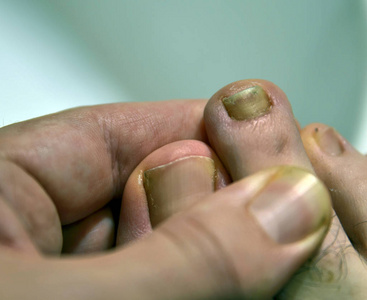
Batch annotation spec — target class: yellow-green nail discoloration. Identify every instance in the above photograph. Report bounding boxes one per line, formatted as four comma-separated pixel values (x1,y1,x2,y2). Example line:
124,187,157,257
144,156,216,227
222,86,271,120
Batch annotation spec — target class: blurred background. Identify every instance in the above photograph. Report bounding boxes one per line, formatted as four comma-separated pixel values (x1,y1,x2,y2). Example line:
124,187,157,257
1,0,367,150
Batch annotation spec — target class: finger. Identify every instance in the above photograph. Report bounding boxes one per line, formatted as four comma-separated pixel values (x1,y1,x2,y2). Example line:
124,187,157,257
39,166,331,300
62,206,115,254
0,100,206,225
0,159,62,254
0,196,39,256
116,140,230,245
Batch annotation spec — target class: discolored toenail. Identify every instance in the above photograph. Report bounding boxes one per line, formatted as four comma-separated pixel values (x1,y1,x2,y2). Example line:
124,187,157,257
144,156,216,227
222,86,272,121
313,126,344,156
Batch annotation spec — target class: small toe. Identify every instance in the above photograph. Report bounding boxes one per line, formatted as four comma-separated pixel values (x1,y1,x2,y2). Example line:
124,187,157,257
302,123,367,256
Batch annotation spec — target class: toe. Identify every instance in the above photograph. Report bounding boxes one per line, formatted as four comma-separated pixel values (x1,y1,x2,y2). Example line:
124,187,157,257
204,79,312,180
116,140,230,245
302,123,367,256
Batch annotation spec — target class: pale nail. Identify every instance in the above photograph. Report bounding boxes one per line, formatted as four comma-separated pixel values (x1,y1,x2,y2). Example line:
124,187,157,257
249,166,331,244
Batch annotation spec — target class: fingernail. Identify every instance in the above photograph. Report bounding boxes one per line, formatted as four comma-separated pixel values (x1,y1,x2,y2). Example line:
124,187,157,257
313,126,344,156
144,156,216,227
222,86,272,120
249,166,331,244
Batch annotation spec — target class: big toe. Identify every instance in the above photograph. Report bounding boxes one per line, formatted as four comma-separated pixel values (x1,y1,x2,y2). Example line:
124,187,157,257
204,80,331,244
204,79,313,180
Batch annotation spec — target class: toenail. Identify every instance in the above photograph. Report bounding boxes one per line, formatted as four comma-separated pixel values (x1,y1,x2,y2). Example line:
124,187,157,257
143,156,216,227
249,166,331,244
313,127,344,156
222,86,272,121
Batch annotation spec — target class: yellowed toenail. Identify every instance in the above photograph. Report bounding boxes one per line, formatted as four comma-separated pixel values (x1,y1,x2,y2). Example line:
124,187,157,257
222,86,272,121
144,156,215,227
314,127,344,156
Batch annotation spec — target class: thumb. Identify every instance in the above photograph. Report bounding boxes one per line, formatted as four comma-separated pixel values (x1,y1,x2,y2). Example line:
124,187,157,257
115,165,331,300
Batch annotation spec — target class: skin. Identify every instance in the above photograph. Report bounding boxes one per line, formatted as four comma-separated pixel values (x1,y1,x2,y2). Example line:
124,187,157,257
0,79,364,299
278,124,367,299
119,80,367,299
0,100,207,254
0,100,210,299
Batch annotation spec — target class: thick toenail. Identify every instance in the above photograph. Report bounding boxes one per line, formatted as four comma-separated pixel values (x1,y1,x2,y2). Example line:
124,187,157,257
144,156,215,227
222,86,272,121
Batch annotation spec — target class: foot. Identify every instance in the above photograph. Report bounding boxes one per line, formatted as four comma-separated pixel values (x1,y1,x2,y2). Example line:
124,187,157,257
204,80,367,298
117,80,336,298
276,124,367,299
205,81,367,298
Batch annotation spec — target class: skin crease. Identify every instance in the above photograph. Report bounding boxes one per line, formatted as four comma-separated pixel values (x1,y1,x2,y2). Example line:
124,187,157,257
0,99,212,298
0,100,207,224
0,78,363,299
0,100,208,259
